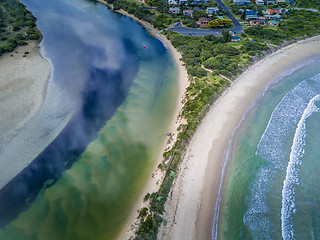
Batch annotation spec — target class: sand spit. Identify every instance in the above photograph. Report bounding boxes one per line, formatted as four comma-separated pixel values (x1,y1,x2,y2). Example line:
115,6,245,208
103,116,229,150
0,42,51,160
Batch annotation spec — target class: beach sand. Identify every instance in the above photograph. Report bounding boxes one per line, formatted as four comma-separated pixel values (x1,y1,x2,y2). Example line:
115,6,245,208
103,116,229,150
159,35,320,240
0,41,51,152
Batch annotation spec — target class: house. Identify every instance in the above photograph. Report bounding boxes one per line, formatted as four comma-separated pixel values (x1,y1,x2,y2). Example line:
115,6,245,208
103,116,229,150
256,0,265,5
264,14,281,20
169,7,180,13
231,36,241,42
246,9,258,20
169,0,178,5
267,0,276,4
266,8,280,14
206,7,220,15
179,0,188,4
183,9,193,17
250,19,267,26
193,0,209,4
197,17,211,28
269,20,280,26
247,15,259,20
246,10,258,16
233,0,251,6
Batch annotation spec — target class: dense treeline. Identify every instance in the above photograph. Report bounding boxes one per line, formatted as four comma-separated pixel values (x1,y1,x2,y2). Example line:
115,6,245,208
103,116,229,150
105,0,173,29
0,0,40,55
245,10,320,44
278,10,320,37
165,30,269,77
293,0,320,10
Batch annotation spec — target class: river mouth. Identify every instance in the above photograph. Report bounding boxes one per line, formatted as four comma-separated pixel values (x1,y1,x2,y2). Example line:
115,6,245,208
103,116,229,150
0,0,178,238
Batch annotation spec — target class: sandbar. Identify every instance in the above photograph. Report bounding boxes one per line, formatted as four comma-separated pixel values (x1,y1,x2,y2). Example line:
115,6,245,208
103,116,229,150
0,42,51,166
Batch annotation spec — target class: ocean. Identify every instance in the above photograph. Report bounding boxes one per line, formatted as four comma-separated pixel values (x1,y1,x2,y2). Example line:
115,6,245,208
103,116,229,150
218,57,320,239
0,0,178,239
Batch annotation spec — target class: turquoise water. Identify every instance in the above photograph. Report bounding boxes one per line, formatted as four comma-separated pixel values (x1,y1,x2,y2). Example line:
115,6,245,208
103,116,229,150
218,58,320,240
0,0,178,239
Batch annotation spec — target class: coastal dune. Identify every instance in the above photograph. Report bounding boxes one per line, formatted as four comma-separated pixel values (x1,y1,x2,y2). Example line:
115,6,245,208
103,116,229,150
159,35,320,240
0,41,51,152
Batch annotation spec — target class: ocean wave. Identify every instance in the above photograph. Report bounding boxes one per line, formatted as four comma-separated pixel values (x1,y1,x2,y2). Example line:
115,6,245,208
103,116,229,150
281,94,320,240
244,72,320,239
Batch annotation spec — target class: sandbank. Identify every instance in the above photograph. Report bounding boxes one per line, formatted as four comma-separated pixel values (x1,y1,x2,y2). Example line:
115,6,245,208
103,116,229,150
159,35,320,240
0,42,51,154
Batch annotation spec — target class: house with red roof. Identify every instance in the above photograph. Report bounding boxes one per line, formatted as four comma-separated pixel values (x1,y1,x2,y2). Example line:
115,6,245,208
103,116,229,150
266,9,280,15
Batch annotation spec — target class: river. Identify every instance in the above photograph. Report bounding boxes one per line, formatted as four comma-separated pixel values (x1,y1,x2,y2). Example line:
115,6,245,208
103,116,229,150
0,0,178,239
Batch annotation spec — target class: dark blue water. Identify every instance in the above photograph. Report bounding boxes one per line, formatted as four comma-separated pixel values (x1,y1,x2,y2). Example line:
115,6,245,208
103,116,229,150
0,0,175,233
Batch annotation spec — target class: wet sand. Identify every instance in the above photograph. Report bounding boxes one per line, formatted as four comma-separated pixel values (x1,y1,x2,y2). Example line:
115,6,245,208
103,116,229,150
0,41,51,175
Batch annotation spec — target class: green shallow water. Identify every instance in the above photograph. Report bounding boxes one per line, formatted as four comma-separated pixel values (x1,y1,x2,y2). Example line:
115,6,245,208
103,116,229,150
218,59,320,240
0,52,178,240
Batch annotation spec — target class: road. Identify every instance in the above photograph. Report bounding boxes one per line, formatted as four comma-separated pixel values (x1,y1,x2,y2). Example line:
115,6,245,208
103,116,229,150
168,24,223,36
214,0,244,34
167,0,244,36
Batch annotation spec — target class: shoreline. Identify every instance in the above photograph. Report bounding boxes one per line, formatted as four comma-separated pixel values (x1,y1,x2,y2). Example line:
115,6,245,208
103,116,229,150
118,35,189,239
160,35,320,240
94,1,191,239
0,41,51,155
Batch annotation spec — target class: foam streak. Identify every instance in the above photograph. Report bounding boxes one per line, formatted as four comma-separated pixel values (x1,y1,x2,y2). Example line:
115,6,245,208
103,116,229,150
281,94,320,240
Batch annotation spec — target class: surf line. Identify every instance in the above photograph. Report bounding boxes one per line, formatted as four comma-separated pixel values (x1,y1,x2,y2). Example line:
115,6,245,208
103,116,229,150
281,94,320,240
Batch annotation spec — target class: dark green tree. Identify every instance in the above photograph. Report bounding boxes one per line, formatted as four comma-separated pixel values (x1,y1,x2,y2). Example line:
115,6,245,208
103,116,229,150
241,10,246,20
222,29,231,42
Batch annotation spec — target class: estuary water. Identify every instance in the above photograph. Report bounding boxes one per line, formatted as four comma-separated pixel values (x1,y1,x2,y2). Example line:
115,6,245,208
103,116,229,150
218,58,320,239
0,0,178,239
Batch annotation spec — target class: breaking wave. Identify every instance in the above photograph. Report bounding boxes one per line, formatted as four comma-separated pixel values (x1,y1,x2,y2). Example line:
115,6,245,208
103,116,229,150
281,94,320,240
244,72,320,239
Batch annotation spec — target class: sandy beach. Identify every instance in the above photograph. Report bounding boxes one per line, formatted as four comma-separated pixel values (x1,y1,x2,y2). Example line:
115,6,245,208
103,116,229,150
159,35,320,240
0,42,51,153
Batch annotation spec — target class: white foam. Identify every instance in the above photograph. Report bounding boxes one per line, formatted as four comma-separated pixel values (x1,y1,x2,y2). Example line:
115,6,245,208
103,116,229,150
281,94,320,240
244,72,320,238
